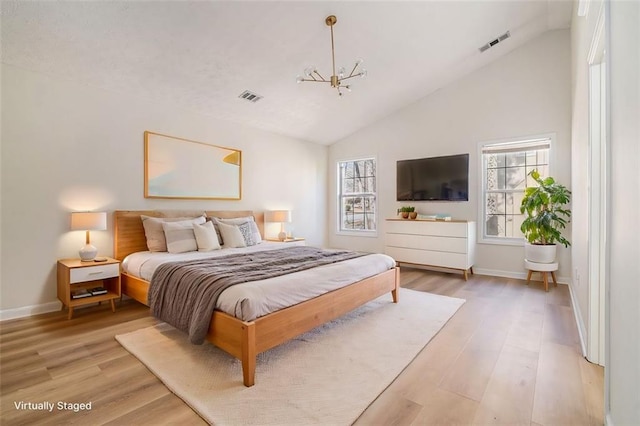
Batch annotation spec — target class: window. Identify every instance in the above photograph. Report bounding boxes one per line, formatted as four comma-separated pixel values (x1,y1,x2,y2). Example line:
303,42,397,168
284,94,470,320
480,136,552,244
338,158,377,233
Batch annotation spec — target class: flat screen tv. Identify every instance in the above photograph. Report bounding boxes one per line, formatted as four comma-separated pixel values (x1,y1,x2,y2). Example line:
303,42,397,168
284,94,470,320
397,153,469,201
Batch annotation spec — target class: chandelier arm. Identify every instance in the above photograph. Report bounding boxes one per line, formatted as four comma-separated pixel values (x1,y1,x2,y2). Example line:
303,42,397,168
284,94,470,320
313,70,327,81
339,73,363,82
347,62,360,78
300,79,331,84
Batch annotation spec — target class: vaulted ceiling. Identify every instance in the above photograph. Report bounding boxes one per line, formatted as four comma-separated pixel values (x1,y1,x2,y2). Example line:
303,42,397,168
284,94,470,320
1,1,572,145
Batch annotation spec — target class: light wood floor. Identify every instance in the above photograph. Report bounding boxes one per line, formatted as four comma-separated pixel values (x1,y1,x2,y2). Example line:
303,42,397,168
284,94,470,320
0,268,603,425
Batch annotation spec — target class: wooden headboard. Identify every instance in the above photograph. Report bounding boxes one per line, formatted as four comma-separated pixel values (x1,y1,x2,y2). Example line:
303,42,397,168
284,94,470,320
113,210,265,261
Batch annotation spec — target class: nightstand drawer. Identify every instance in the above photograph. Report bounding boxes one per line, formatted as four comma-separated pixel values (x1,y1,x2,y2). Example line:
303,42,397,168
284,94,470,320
70,263,119,283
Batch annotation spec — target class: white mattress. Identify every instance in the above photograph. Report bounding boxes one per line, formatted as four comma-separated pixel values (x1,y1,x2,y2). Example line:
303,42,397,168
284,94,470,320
122,242,396,321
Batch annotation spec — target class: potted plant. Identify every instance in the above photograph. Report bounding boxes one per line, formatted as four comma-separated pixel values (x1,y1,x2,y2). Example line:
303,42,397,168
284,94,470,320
399,206,415,219
520,170,571,263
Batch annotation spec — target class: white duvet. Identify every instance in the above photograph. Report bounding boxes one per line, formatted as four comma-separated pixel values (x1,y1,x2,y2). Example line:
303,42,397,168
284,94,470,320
122,242,396,321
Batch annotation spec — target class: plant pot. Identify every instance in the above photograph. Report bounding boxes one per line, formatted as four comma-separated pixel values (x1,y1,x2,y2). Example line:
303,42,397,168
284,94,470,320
401,212,409,219
409,212,418,220
524,243,557,264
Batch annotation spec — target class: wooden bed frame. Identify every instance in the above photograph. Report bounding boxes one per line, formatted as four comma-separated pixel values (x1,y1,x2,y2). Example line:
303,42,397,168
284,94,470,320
114,210,400,387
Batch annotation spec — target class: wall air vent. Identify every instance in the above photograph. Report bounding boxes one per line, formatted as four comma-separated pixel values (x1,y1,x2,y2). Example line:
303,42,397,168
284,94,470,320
478,30,511,53
238,90,263,103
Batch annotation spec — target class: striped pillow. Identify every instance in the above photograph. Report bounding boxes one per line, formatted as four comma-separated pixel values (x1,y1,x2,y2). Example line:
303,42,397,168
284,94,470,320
141,215,205,252
162,219,203,253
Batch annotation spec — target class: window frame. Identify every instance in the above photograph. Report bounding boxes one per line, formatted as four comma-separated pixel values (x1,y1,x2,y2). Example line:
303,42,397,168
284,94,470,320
477,133,555,246
336,157,378,237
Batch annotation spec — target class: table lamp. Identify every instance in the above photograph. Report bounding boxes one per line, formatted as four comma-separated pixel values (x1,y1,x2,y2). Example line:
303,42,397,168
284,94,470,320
265,210,291,241
71,212,107,261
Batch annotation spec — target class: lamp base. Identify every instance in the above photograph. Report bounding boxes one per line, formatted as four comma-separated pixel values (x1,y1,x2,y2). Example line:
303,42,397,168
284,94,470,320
79,244,98,262
278,231,287,242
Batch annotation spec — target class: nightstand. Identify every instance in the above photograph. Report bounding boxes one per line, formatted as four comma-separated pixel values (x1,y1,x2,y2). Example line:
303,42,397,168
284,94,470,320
57,258,121,319
266,237,306,245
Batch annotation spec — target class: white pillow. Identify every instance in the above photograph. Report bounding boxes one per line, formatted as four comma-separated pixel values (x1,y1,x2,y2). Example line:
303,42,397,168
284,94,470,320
162,219,202,253
193,221,221,251
217,222,246,248
214,216,262,244
141,215,205,252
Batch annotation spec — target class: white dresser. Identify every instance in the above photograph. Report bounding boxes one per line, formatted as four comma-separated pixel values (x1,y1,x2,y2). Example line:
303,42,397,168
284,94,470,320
384,219,476,280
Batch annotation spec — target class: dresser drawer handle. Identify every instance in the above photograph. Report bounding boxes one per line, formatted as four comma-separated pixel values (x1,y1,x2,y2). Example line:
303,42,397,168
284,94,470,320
88,271,104,276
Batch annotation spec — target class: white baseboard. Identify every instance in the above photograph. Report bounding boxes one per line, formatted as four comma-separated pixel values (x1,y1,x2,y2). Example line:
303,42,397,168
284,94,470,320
0,301,62,322
473,267,570,284
567,280,589,358
398,264,570,284
473,268,527,280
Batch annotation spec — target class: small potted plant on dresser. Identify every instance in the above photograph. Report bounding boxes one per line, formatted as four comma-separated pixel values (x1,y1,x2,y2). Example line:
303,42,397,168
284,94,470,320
399,206,416,219
520,170,571,263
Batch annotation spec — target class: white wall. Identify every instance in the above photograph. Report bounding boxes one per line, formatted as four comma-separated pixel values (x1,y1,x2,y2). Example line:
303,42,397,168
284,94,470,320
571,0,640,422
0,63,3,302
0,64,328,314
570,0,605,363
606,0,640,423
328,30,572,279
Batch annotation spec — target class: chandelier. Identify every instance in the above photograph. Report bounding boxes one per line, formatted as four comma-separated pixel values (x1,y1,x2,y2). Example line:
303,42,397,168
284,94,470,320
296,15,367,96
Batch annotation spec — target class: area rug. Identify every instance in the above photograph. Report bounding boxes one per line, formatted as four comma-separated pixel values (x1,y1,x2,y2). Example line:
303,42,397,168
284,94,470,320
115,288,464,425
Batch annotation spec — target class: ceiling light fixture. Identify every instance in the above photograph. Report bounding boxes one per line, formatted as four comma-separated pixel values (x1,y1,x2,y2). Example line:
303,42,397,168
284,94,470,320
296,15,366,96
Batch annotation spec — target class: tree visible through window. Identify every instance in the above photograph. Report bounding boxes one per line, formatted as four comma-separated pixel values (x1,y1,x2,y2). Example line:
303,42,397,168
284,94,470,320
338,158,376,232
481,137,551,242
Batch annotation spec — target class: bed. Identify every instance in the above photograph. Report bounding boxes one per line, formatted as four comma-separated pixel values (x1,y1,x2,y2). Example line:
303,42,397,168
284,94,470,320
114,210,400,387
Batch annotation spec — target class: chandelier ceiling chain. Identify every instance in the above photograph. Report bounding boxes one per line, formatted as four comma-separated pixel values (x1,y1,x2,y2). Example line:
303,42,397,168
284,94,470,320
296,15,367,96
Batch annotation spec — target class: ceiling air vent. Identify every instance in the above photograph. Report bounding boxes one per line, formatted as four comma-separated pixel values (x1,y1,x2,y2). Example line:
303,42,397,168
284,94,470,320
478,30,511,53
238,90,263,103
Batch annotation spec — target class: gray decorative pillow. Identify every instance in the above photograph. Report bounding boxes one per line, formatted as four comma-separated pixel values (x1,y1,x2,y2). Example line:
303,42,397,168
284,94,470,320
237,222,256,247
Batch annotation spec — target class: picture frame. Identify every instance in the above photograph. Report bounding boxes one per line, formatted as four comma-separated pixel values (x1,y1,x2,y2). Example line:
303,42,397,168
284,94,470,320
144,131,242,200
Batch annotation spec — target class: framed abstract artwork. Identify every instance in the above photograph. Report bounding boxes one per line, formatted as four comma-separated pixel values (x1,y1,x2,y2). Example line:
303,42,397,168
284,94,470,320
144,131,242,200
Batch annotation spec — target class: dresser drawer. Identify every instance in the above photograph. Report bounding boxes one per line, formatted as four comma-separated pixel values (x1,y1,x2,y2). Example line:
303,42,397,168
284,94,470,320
385,233,468,253
386,220,468,237
385,246,472,270
70,263,120,283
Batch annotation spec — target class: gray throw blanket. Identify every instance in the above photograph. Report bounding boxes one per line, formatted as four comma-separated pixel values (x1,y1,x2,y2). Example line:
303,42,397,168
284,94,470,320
149,246,366,344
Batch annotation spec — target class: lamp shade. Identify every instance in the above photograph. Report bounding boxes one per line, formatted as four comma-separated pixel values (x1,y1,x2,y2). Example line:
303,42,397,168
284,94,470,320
265,210,291,223
70,212,107,231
